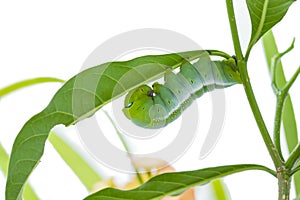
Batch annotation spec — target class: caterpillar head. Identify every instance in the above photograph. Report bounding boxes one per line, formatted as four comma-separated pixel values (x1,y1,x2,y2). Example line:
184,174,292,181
123,85,154,127
223,58,242,84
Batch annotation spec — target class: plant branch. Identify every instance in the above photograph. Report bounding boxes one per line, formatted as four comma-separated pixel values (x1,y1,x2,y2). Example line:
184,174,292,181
239,63,284,168
206,50,232,59
287,143,300,169
271,39,296,161
271,38,295,94
225,0,243,61
103,111,144,184
274,97,286,161
291,165,300,176
273,63,300,161
226,0,283,169
282,66,300,96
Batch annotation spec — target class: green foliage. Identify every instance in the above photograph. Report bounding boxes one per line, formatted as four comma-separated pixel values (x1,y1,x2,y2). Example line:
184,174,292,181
0,78,68,200
245,0,295,59
3,0,299,199
84,164,275,200
5,50,207,200
211,179,231,200
262,31,299,153
0,143,9,176
262,31,300,195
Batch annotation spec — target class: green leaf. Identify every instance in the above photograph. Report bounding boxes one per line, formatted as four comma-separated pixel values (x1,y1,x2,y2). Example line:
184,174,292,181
245,0,295,59
0,143,39,200
48,132,102,192
262,30,300,195
211,179,231,200
1,78,64,200
0,143,10,177
84,164,276,200
5,50,207,200
0,77,64,98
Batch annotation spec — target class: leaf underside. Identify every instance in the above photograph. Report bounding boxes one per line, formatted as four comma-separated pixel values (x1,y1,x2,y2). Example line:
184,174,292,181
5,50,207,200
84,164,275,200
246,0,295,49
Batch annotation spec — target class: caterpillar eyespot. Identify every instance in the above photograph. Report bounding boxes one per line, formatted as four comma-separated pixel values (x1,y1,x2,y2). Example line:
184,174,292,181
125,102,133,108
122,54,242,129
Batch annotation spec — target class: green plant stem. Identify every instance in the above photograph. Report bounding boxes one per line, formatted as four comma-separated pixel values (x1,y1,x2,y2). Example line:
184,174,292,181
274,96,286,160
226,2,290,199
270,38,295,93
287,144,300,169
278,172,292,200
226,0,243,61
271,39,297,161
239,63,284,168
226,0,282,169
206,50,232,59
103,111,144,184
282,66,300,94
275,66,300,163
291,165,300,176
263,31,299,155
263,31,300,196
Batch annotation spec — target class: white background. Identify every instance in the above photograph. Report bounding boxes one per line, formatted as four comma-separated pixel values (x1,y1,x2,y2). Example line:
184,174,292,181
1,1,300,199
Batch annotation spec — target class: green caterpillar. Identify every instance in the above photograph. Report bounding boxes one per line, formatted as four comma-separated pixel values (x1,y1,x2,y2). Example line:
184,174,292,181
123,54,242,129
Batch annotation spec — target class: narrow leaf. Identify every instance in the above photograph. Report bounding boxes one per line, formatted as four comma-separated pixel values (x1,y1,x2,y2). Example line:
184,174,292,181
5,50,207,200
262,30,300,195
22,185,39,200
84,164,275,200
211,179,231,200
0,143,9,176
0,143,39,200
246,0,295,57
48,132,102,191
0,77,64,97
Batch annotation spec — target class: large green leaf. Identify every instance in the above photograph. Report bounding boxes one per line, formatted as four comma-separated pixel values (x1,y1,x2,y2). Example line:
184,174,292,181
5,50,207,200
1,77,65,200
84,164,276,200
246,0,295,58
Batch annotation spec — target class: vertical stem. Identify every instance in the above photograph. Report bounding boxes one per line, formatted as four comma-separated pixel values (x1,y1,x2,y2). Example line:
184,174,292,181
278,170,291,200
225,1,293,199
225,0,283,169
225,0,243,61
239,63,283,168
